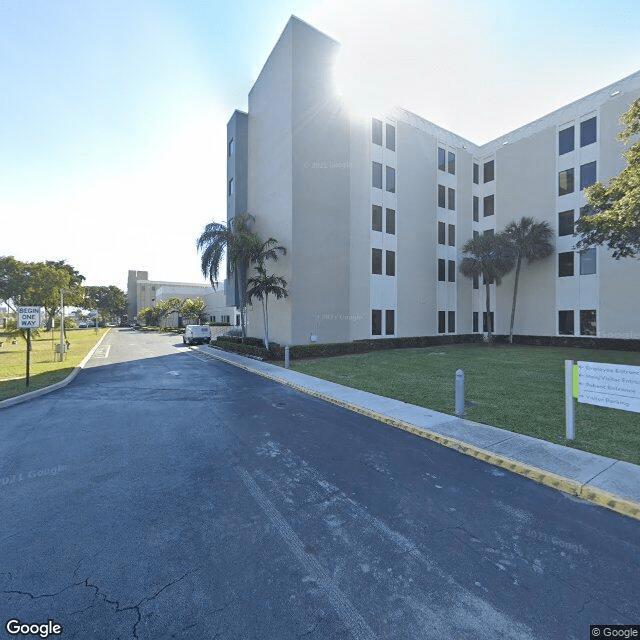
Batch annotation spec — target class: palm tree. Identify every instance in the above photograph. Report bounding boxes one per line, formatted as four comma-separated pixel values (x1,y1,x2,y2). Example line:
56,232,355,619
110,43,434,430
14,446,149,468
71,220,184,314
197,214,259,338
504,217,554,343
459,233,515,343
245,265,288,350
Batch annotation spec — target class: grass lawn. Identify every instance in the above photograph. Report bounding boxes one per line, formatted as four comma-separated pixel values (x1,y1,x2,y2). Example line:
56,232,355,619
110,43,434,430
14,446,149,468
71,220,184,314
290,344,640,465
0,328,108,401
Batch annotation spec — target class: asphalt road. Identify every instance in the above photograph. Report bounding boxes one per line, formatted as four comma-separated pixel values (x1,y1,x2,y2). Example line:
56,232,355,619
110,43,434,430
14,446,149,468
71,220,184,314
1,329,638,640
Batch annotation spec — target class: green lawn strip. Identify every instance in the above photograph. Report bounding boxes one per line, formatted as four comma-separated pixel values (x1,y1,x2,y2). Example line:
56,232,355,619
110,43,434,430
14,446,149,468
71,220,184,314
0,328,108,401
290,344,640,465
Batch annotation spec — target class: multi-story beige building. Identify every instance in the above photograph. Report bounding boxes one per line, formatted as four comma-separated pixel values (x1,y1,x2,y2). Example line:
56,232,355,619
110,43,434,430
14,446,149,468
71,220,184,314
227,16,640,346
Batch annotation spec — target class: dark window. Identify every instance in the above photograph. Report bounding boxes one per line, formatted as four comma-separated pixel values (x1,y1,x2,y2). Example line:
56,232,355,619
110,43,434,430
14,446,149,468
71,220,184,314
386,124,395,151
448,187,455,210
558,251,574,277
580,310,597,336
386,208,395,234
483,312,494,333
483,160,494,183
448,151,455,175
228,178,234,196
386,250,395,276
228,138,234,157
483,194,494,217
579,248,596,275
484,228,495,237
558,310,574,335
372,309,382,335
473,312,479,332
438,221,446,245
473,163,479,184
372,118,383,145
385,310,395,335
448,260,456,282
473,276,479,289
438,185,446,208
372,162,382,188
448,224,455,247
473,230,479,240
473,196,479,222
559,168,574,196
438,310,446,333
558,126,574,155
438,259,445,282
448,311,455,333
386,166,395,193
580,161,596,190
372,248,382,274
580,117,597,147
372,205,382,232
438,147,446,171
558,210,574,236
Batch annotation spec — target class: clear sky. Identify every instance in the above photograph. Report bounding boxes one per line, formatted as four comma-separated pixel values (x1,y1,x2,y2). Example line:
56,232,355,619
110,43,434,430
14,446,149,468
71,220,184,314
1,0,639,291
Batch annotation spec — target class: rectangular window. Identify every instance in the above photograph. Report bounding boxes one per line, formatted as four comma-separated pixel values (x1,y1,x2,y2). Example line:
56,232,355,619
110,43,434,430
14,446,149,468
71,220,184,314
385,208,395,235
385,310,395,335
483,194,494,217
473,163,479,184
448,224,455,247
558,168,574,196
372,162,382,189
372,205,382,232
580,161,596,190
448,187,455,210
473,312,479,333
580,117,597,147
473,275,479,290
438,310,446,334
372,118,383,145
580,310,597,336
483,160,494,183
579,248,596,275
438,221,446,245
386,124,396,151
448,260,456,282
386,166,395,193
438,259,446,282
228,178,234,196
438,184,446,208
372,309,382,335
558,251,574,277
448,311,455,333
372,248,382,274
558,126,574,155
558,310,574,335
438,147,446,171
483,312,494,333
386,250,395,276
558,210,574,236
448,151,456,175
473,230,479,240
473,196,479,222
484,228,495,237
228,138,234,157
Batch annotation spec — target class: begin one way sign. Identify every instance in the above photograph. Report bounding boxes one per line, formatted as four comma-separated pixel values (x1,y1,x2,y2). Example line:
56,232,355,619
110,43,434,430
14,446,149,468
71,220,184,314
17,306,41,329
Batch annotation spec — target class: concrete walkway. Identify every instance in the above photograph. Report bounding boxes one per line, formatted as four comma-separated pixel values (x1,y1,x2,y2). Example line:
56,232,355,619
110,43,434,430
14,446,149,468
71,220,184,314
200,344,640,522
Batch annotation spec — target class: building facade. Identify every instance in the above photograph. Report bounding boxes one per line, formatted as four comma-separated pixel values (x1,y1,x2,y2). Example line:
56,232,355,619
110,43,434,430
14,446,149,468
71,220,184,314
228,16,640,346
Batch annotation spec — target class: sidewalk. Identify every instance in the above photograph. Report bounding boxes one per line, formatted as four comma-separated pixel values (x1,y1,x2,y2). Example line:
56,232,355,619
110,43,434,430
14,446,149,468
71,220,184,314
200,344,640,522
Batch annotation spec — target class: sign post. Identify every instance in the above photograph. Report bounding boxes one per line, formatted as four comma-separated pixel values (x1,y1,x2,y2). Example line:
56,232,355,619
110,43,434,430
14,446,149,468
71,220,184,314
17,306,41,389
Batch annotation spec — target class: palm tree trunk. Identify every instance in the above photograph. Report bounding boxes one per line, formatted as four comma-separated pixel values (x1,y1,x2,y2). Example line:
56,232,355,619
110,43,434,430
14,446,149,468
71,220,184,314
509,256,522,344
485,279,492,344
262,295,269,350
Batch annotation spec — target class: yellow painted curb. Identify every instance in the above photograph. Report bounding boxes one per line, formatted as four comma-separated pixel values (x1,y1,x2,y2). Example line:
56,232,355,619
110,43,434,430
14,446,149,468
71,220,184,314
200,346,640,522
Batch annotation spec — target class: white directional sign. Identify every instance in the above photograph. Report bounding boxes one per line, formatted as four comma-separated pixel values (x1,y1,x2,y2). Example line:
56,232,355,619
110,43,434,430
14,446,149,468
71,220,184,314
17,306,41,329
577,361,640,414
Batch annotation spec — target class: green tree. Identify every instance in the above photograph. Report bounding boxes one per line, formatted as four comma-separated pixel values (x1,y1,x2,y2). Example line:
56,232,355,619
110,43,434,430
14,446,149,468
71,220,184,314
576,98,640,258
181,297,207,324
157,297,183,327
459,233,515,343
504,217,554,343
83,285,126,323
138,306,161,326
246,265,288,350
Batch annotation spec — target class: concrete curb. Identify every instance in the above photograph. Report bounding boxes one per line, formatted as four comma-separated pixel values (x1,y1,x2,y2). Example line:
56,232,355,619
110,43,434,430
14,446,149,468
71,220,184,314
199,345,640,522
0,329,111,410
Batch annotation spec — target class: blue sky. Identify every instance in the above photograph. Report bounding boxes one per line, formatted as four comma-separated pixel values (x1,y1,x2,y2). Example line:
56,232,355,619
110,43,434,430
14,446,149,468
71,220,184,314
1,0,639,290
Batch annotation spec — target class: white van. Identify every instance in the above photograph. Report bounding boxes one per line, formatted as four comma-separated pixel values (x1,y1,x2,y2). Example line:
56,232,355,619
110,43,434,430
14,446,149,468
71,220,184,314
182,325,211,345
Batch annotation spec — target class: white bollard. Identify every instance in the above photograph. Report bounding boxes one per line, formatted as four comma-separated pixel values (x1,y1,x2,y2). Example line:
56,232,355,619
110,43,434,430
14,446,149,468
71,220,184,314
455,369,465,417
